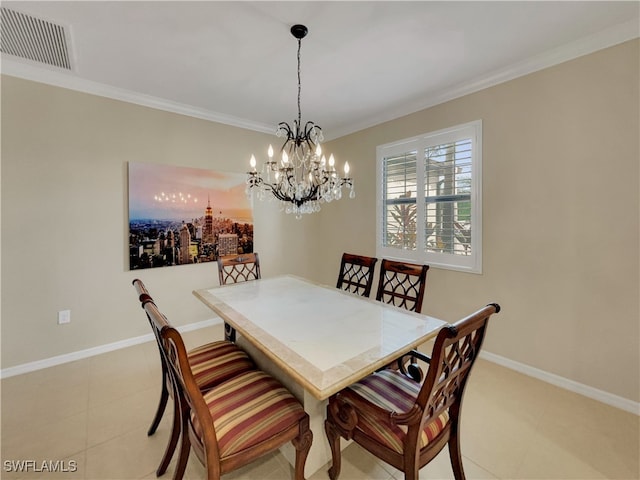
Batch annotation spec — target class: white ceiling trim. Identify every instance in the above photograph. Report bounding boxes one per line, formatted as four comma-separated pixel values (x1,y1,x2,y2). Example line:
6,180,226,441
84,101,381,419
1,59,276,135
327,18,640,139
2,18,637,141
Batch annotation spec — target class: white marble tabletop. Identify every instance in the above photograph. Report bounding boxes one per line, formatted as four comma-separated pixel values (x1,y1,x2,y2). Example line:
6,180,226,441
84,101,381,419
193,275,446,400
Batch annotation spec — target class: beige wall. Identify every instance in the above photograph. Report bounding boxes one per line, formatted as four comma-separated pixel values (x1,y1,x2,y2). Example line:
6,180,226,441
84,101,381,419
317,40,639,402
2,39,638,403
0,76,316,367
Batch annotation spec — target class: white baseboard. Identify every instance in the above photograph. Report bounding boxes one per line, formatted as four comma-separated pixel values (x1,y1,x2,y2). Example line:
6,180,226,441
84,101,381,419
0,318,221,379
480,351,639,415
2,323,638,416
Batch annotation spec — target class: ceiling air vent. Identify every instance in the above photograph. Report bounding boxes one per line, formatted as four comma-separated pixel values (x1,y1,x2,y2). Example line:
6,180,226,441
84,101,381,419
1,7,72,70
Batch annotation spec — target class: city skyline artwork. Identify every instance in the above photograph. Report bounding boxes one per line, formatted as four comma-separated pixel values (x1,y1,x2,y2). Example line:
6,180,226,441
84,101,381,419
128,162,254,270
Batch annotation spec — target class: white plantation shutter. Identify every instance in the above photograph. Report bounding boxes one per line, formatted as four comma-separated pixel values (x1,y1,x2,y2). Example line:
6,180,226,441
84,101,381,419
425,138,472,255
377,121,482,273
382,151,417,250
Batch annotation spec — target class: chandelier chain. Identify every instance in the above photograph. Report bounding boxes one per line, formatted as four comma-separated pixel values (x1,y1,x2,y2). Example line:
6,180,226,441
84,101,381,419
297,37,302,129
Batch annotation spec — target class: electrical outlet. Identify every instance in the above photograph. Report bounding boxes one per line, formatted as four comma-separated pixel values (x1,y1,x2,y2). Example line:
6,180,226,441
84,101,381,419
58,310,71,324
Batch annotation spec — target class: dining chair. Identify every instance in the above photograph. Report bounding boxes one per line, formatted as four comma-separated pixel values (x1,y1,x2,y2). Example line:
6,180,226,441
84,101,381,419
217,252,261,284
336,253,378,297
216,252,261,341
325,303,500,480
132,279,256,476
145,298,313,480
375,259,429,313
375,259,429,381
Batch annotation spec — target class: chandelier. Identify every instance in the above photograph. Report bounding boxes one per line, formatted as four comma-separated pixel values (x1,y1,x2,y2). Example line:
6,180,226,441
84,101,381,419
246,24,354,218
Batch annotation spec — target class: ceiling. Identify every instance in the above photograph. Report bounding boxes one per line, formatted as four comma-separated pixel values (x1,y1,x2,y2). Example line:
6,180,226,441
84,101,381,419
2,1,638,140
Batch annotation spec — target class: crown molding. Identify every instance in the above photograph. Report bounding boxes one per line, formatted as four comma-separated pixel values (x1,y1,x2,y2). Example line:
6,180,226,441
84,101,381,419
2,19,638,141
0,58,275,135
325,19,640,140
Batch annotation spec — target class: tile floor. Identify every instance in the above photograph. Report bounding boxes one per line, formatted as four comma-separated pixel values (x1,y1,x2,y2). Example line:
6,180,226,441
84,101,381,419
1,324,638,480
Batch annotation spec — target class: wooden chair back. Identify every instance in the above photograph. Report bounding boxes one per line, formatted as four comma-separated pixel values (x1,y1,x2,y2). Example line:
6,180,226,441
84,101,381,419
216,253,260,341
143,300,202,480
375,259,429,313
325,303,500,480
133,279,165,353
336,253,378,297
133,277,153,304
217,253,261,285
134,278,260,477
132,278,175,455
417,303,497,425
145,299,312,480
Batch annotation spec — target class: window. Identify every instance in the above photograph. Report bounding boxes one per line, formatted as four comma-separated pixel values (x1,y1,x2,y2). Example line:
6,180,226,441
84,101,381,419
376,120,482,273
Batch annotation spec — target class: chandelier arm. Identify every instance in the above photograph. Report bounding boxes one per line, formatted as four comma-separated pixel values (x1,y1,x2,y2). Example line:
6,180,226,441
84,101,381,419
280,138,291,155
303,121,318,134
247,175,263,189
278,122,295,142
271,189,293,204
291,184,319,207
265,178,324,207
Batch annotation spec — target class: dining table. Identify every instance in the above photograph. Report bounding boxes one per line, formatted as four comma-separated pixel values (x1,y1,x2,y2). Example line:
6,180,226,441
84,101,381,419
193,274,447,476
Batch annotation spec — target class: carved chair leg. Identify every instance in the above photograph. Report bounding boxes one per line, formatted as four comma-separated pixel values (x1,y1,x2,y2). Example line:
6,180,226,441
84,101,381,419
448,428,466,480
324,419,342,480
292,416,313,480
148,366,170,435
172,402,191,480
402,448,421,480
156,392,180,476
404,465,420,480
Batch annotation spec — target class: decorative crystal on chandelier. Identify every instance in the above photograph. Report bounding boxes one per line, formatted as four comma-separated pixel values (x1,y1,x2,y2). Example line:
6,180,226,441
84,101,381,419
246,24,354,218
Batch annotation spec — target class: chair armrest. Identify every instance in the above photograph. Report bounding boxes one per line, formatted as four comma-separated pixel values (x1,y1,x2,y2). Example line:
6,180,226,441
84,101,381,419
335,388,395,422
333,385,422,427
397,349,431,382
401,349,431,364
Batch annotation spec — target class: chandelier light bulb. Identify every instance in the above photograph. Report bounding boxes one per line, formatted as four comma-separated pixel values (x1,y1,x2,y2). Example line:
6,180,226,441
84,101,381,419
250,154,257,169
282,151,289,165
344,161,350,175
315,144,322,157
268,145,274,158
328,154,335,168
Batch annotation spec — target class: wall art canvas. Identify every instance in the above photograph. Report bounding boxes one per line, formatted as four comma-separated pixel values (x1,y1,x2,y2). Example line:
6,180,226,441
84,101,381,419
128,162,253,270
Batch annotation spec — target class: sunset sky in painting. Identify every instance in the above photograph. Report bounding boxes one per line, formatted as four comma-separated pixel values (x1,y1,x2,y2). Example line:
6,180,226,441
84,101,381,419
128,162,252,223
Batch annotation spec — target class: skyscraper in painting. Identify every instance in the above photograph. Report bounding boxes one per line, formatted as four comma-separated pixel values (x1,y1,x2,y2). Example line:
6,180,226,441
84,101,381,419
203,195,214,245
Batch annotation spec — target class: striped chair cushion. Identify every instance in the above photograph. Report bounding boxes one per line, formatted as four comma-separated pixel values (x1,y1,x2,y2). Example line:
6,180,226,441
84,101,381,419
347,369,449,453
192,370,306,457
188,341,255,390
